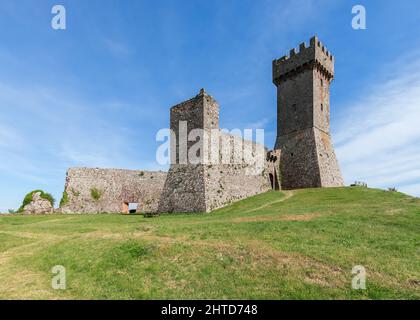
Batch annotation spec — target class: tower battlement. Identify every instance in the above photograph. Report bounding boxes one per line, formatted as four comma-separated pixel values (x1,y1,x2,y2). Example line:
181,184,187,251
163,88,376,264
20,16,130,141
273,36,334,85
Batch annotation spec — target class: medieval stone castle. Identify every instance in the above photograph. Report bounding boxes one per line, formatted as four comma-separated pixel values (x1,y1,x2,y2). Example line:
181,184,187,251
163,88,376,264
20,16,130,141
59,36,344,214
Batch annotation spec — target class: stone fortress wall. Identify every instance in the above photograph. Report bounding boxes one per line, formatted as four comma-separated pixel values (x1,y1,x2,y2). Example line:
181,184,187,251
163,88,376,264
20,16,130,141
204,133,270,212
61,90,271,214
60,168,167,214
158,89,270,213
58,36,343,215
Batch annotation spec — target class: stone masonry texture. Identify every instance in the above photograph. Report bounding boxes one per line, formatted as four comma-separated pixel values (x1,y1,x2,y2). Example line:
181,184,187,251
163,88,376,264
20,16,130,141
60,168,167,214
159,89,270,213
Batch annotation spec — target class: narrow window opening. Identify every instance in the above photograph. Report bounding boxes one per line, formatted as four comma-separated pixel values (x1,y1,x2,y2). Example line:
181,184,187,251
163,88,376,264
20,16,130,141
321,104,324,111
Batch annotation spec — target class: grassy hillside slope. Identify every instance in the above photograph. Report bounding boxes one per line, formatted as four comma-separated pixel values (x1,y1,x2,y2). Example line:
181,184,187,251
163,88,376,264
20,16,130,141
0,187,419,299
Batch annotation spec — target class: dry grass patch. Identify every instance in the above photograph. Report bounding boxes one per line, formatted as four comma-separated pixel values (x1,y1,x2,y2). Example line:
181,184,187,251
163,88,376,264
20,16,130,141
231,212,328,223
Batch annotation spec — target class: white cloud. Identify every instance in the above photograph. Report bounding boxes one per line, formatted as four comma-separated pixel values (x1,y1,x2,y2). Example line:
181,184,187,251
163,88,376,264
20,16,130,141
335,53,420,197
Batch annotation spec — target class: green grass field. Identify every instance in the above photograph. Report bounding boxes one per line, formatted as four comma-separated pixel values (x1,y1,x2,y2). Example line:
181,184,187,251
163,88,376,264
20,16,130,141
0,187,419,299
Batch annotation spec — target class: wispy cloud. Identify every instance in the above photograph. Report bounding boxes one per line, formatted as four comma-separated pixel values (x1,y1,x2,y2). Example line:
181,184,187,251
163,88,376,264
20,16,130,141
0,81,151,211
103,38,134,57
0,124,22,148
247,117,270,129
335,52,420,197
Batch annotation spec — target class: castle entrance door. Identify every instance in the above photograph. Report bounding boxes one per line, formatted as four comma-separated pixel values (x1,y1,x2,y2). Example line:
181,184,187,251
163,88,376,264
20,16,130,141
269,171,280,190
269,173,274,189
122,202,139,214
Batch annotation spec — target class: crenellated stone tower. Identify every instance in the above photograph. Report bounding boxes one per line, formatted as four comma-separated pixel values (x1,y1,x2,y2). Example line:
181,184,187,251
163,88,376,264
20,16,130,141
273,36,344,189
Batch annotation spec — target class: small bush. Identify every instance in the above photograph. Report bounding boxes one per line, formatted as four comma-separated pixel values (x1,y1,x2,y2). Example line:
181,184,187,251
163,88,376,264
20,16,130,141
71,188,80,197
18,190,55,212
59,191,69,207
8,209,16,214
351,181,368,187
90,188,102,201
117,241,155,258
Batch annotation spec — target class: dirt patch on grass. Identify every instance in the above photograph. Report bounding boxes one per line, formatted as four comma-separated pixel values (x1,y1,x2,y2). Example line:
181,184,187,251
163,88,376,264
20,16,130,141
384,208,404,215
407,279,420,287
231,212,327,223
241,191,295,214
80,227,155,240
136,233,346,289
0,231,63,240
81,230,126,240
243,240,344,288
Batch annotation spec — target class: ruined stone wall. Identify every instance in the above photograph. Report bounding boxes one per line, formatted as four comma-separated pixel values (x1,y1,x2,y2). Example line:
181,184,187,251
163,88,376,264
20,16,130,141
203,133,270,212
158,164,207,213
159,90,271,213
204,163,270,212
170,88,219,164
23,192,54,215
60,168,167,214
61,90,271,215
159,136,270,213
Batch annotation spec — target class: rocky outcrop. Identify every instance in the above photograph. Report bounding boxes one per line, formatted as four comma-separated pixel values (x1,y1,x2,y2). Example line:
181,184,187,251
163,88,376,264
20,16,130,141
23,192,54,215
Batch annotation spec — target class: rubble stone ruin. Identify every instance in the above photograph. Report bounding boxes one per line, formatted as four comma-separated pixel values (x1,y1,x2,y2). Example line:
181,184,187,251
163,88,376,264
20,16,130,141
23,192,54,215
59,36,343,215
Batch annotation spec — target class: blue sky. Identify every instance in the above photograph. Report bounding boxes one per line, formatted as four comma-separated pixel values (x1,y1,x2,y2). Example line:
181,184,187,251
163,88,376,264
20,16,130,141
1,0,420,211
